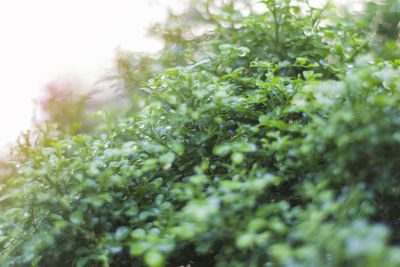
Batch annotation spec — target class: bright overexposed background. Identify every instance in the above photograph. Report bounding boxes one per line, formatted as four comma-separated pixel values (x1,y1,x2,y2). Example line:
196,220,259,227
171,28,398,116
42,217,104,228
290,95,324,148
0,0,364,157
0,0,182,157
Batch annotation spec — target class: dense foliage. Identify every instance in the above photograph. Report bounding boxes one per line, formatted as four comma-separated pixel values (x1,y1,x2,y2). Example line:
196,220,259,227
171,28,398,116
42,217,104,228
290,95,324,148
1,0,400,266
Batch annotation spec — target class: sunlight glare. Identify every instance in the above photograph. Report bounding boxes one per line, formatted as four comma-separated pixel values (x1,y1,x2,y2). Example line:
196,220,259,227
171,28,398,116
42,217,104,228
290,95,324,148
0,0,167,157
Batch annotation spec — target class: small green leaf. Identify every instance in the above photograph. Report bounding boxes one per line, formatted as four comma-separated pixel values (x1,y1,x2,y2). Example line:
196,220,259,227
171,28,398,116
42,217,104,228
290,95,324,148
231,152,244,164
236,233,254,249
70,210,83,225
151,177,164,190
54,220,69,229
131,229,146,239
32,255,42,266
76,257,89,267
159,152,175,164
237,46,250,57
303,70,314,80
296,57,309,65
111,175,127,186
130,242,150,256
144,250,164,267
258,115,269,123
213,143,231,156
171,143,184,155
115,226,130,241
233,142,257,153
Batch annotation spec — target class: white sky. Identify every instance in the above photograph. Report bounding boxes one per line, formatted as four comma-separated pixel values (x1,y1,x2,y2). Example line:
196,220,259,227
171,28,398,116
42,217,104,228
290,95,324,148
0,0,364,157
0,0,176,157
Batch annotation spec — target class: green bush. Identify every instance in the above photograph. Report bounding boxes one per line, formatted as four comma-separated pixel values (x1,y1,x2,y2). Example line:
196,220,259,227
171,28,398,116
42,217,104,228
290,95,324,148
1,0,400,266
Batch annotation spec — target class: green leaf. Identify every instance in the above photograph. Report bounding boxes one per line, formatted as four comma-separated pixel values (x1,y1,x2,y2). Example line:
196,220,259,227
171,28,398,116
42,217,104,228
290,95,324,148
151,177,164,190
237,46,250,57
171,143,184,155
131,229,146,240
236,233,255,249
231,152,244,165
32,255,42,266
76,257,89,267
159,152,175,165
144,250,164,267
115,226,130,241
70,210,83,225
233,142,257,153
213,143,231,156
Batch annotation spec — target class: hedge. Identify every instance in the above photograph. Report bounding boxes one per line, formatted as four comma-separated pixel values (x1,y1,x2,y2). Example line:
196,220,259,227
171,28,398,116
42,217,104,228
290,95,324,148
1,0,400,266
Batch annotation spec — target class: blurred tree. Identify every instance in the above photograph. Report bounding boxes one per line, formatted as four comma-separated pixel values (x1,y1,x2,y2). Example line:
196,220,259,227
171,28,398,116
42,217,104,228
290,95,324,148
352,0,400,59
35,76,92,135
